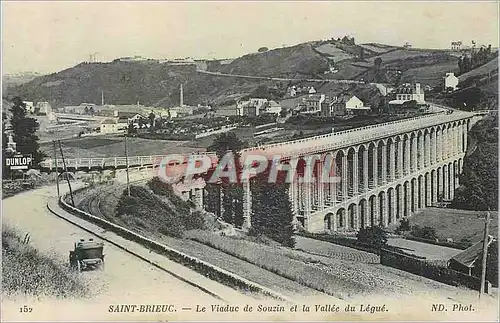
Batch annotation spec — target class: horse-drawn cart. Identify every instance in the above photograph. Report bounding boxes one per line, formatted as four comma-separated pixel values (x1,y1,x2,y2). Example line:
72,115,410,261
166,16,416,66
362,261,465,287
69,239,105,272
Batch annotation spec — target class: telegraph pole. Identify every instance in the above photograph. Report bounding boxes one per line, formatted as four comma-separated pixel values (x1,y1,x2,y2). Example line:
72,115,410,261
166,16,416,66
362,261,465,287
124,135,131,196
479,207,491,298
53,141,60,199
58,140,75,206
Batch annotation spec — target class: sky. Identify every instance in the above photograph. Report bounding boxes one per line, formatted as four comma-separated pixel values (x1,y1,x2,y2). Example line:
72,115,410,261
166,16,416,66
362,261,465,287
2,1,499,75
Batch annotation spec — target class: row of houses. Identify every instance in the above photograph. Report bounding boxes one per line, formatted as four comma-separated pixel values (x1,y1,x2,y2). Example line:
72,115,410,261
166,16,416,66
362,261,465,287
293,94,372,117
61,103,208,119
236,98,282,117
292,81,433,117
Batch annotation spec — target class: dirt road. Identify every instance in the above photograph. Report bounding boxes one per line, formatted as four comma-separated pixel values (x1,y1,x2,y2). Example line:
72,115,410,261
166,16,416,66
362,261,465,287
2,185,268,321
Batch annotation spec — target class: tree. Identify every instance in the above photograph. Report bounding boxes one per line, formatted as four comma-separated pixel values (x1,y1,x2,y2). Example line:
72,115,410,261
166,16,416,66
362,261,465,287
410,225,438,240
84,106,89,115
127,122,137,135
396,218,411,233
458,57,464,74
462,56,471,73
205,132,247,227
451,116,498,211
89,106,95,116
374,57,383,69
258,47,269,53
8,97,44,166
250,175,295,247
357,226,388,249
148,111,155,129
2,111,13,179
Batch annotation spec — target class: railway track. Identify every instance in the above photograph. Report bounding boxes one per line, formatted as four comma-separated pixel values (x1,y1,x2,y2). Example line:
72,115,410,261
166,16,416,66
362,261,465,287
79,177,149,218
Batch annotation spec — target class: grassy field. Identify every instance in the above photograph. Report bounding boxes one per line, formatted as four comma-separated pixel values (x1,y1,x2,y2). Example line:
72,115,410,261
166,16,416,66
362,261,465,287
358,43,398,54
459,57,499,82
409,208,499,243
40,136,205,159
188,230,380,299
186,230,478,300
314,43,354,62
401,61,459,87
35,116,102,143
365,49,447,64
295,236,380,263
2,226,89,299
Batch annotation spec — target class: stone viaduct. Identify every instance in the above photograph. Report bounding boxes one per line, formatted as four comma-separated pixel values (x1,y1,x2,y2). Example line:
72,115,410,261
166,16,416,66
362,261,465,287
40,109,479,233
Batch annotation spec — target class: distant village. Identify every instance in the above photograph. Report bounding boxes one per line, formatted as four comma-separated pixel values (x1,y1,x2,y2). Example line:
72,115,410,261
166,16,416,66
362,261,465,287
22,38,485,140
24,69,461,140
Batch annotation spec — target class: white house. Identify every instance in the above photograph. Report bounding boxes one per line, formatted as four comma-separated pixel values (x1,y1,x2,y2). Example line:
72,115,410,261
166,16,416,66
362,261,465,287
23,101,34,113
297,94,326,115
395,83,425,104
451,41,462,51
168,109,179,119
345,96,371,115
169,105,194,118
36,101,52,115
444,72,459,91
308,87,317,94
265,101,282,114
99,118,128,134
236,98,268,116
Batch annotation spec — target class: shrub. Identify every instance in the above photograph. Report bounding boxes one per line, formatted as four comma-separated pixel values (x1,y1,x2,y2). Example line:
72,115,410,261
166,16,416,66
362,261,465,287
115,185,186,238
356,226,388,249
411,225,438,241
148,177,191,214
183,211,206,231
251,180,295,248
397,218,411,233
158,218,185,238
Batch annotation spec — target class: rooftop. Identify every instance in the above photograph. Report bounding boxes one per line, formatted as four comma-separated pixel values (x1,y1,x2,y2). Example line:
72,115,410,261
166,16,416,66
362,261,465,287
450,236,495,268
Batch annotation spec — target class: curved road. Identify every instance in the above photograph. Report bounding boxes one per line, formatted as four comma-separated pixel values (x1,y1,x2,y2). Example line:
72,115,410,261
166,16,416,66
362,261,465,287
197,69,367,84
2,185,264,321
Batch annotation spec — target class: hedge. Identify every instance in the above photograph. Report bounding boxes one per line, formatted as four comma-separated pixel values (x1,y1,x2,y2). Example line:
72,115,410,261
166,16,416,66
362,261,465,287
380,248,483,291
405,235,469,250
297,232,425,259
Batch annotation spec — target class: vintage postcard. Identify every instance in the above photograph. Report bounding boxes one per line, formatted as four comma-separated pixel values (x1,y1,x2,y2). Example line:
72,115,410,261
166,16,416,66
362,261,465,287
1,1,499,322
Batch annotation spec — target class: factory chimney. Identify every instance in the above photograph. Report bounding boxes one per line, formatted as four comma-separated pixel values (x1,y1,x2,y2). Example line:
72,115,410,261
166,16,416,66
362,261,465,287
101,90,104,106
180,84,184,107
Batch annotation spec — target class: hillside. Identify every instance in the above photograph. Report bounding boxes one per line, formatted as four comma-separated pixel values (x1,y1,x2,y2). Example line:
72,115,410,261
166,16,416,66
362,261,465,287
220,43,329,77
458,56,499,83
2,72,43,94
7,39,463,108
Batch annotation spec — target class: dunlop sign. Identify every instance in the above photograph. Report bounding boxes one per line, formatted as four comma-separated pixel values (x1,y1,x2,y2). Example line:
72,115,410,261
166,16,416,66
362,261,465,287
5,154,33,170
